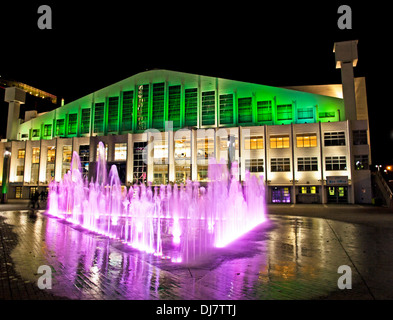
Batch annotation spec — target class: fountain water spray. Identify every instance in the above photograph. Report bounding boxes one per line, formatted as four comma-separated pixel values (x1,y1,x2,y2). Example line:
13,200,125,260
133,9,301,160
47,142,267,263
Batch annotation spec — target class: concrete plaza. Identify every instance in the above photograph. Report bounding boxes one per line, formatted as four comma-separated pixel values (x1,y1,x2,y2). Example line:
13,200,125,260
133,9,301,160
1,201,393,300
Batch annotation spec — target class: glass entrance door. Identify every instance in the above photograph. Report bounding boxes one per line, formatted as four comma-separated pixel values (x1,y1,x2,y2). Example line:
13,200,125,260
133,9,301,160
272,187,291,203
327,186,348,203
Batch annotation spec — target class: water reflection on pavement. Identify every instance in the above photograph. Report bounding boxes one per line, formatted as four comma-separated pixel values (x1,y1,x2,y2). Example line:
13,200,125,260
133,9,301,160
2,209,390,300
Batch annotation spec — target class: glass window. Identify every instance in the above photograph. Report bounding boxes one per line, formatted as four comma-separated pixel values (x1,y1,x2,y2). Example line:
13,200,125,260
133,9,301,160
296,134,317,148
297,157,318,171
277,104,292,121
114,143,127,161
80,108,91,134
32,147,40,164
62,146,72,177
15,187,22,199
32,129,40,138
353,130,367,145
79,145,90,178
257,101,272,122
56,119,65,136
136,85,149,131
152,83,165,130
245,159,264,173
168,85,181,129
271,158,291,172
18,149,25,159
354,155,369,170
201,91,215,126
94,103,105,133
122,91,133,131
107,97,119,132
175,137,191,184
219,94,234,125
297,108,313,120
16,166,24,176
44,124,52,137
319,112,335,118
47,147,56,163
270,136,290,149
238,97,252,124
185,88,198,127
245,136,264,150
133,142,147,184
325,156,347,171
68,113,78,135
324,131,346,146
96,143,108,161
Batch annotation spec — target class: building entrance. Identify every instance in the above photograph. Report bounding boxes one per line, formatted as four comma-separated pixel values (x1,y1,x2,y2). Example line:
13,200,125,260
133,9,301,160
272,187,291,203
327,186,348,203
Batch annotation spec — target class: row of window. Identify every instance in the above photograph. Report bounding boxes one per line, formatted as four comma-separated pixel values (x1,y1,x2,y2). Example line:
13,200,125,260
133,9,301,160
244,130,367,150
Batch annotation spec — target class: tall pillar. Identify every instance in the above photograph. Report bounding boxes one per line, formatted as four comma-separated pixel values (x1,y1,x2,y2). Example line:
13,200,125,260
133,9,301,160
4,87,26,140
333,40,358,121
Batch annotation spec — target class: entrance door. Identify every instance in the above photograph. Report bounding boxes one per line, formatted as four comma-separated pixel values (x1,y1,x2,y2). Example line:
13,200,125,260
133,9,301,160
272,187,291,203
327,186,348,203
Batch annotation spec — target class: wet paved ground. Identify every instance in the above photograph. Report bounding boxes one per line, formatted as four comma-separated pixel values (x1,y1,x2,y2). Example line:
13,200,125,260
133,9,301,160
1,201,393,300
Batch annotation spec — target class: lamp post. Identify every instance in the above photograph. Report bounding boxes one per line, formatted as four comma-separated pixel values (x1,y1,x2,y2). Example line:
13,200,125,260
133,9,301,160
1,149,11,204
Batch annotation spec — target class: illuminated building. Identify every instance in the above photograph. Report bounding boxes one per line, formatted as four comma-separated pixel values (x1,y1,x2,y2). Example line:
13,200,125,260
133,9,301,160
0,40,372,204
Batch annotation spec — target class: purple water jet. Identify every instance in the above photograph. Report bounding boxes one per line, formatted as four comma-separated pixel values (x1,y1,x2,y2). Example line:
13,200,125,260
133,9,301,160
46,142,267,263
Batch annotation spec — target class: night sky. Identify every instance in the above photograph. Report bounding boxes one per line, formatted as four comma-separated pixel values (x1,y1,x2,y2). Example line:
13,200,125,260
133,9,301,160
0,1,391,164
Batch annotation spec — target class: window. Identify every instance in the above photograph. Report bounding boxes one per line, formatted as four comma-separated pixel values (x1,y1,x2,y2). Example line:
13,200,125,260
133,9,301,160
68,113,78,135
16,166,24,176
270,136,290,149
32,147,40,164
79,145,90,178
96,143,108,161
219,94,234,125
324,131,346,146
319,112,335,118
47,147,56,163
325,156,347,171
44,124,52,137
238,97,252,123
175,138,191,184
271,158,290,172
353,130,367,145
197,137,215,159
297,107,313,120
114,143,127,161
168,85,181,129
107,97,119,132
277,104,292,121
245,136,264,150
122,91,133,131
185,88,198,127
32,129,40,138
152,83,165,130
136,85,149,131
297,157,318,171
133,142,147,184
299,186,318,194
246,159,264,173
202,91,215,126
62,146,72,177
81,108,91,134
257,101,272,122
354,155,369,170
296,133,317,148
56,119,65,136
15,187,22,199
18,149,25,159
94,102,105,133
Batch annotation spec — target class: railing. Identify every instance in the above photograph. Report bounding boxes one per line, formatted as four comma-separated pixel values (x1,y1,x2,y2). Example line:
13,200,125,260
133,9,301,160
374,170,393,208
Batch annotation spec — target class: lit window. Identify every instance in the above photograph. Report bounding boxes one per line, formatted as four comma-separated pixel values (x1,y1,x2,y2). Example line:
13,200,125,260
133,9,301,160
32,148,40,164
245,136,264,150
16,166,24,176
354,155,369,170
18,149,25,159
296,134,317,148
270,136,290,149
47,147,56,163
96,143,108,161
114,143,127,161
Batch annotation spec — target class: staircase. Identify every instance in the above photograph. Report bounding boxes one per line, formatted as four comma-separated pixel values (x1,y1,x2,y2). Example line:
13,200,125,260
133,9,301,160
372,171,393,208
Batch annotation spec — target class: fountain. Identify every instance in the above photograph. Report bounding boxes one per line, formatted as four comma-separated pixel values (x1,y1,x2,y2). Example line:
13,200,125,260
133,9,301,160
46,142,267,263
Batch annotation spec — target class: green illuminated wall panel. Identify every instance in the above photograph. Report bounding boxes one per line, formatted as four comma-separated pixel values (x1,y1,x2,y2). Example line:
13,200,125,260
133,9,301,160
122,91,133,131
68,113,77,135
152,83,165,130
202,91,215,126
168,85,181,129
108,97,119,132
137,85,149,131
185,88,198,127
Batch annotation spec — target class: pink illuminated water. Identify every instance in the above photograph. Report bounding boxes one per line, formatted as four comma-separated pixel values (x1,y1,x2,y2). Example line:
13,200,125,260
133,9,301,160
46,142,266,263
